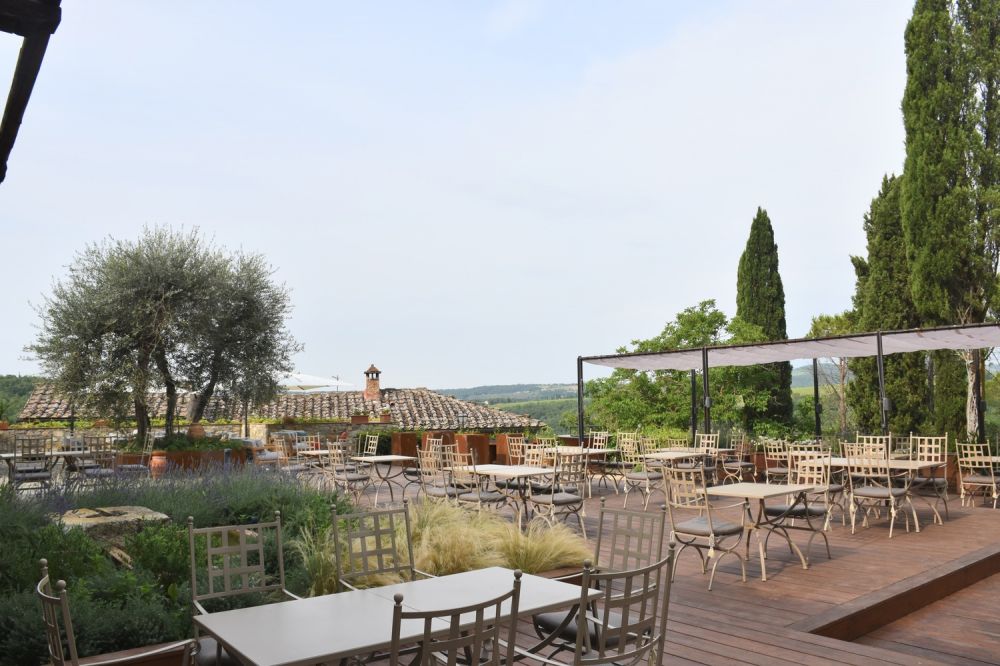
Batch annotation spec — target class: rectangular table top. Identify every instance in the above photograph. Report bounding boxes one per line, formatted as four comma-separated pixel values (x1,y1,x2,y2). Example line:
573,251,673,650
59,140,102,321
351,455,416,462
826,457,946,471
193,567,592,666
452,464,552,478
643,450,706,461
543,446,607,455
705,482,816,500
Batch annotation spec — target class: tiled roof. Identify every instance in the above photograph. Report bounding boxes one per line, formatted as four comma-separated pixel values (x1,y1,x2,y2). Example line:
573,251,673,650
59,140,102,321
18,384,542,430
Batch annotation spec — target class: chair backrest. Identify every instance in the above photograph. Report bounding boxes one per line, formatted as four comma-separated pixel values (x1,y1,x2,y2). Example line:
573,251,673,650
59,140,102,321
616,432,639,452
957,442,994,479
891,433,914,458
523,442,549,467
844,442,893,488
857,432,892,454
589,431,610,450
914,434,947,463
187,511,289,613
447,449,478,488
16,434,51,458
787,442,824,475
792,449,831,487
333,500,419,590
83,435,117,469
554,452,588,492
616,437,642,467
534,436,557,450
763,439,787,465
36,559,80,666
267,435,290,461
415,445,447,489
695,432,720,454
507,436,526,465
664,466,712,530
594,499,667,573
389,571,522,666
640,435,659,452
663,437,689,450
572,547,674,666
363,434,380,456
732,434,753,459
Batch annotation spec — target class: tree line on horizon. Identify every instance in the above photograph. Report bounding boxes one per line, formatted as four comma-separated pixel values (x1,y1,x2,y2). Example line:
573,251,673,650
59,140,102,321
585,0,1000,442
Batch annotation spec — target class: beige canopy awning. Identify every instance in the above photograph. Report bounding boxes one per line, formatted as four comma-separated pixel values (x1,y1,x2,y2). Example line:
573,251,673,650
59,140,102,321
582,323,1000,371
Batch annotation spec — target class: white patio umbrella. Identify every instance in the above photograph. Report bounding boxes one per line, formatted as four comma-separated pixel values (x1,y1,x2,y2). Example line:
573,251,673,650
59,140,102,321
276,372,353,392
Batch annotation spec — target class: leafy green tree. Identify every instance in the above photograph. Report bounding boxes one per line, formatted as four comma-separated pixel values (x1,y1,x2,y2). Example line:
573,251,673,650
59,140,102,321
586,301,772,433
848,176,929,435
901,0,1000,439
29,227,298,441
735,207,793,426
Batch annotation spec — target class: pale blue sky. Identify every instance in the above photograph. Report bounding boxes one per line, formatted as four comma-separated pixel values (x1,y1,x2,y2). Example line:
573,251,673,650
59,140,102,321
2,1,911,388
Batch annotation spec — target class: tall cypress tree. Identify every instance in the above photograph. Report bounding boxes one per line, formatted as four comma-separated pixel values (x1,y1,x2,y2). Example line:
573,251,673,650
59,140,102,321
848,175,928,434
736,207,793,427
901,0,998,440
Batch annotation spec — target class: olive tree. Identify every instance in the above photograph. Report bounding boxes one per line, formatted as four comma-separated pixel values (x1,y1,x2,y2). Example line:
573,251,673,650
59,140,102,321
29,227,299,441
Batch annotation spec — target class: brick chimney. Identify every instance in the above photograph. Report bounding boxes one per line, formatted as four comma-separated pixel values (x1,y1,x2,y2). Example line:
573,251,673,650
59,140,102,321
363,364,381,401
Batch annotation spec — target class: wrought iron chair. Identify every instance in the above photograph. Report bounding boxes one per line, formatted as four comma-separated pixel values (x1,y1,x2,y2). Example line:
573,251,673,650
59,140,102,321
762,451,834,563
324,446,374,504
37,559,196,666
79,435,118,483
117,432,154,476
910,434,949,521
518,549,674,666
664,465,747,590
844,442,918,537
506,435,526,465
532,499,668,657
527,451,587,536
763,439,788,484
720,432,756,483
187,512,300,665
11,434,54,491
450,449,511,513
332,498,434,591
389,570,521,666
620,438,665,510
957,442,997,508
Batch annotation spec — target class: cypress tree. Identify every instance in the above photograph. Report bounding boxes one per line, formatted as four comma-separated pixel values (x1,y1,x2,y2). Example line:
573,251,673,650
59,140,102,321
848,175,928,434
901,0,998,439
735,207,793,427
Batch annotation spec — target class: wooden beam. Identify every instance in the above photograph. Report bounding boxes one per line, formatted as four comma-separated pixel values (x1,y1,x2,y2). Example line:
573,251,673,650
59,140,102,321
0,31,49,182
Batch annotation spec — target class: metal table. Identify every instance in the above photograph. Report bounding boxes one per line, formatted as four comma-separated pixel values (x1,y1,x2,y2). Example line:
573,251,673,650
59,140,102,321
351,454,416,504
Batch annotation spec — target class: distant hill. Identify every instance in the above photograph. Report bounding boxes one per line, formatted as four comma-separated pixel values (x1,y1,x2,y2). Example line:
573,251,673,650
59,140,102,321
437,384,576,404
0,375,42,422
791,362,852,388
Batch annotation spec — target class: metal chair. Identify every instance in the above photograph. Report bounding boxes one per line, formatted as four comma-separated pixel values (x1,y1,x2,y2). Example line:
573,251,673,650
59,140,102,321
450,449,511,513
519,549,674,666
619,438,665,510
844,442,918,537
720,432,756,484
79,435,118,483
762,451,834,564
389,570,521,666
187,512,300,665
910,434,949,521
117,432,154,476
664,465,747,591
323,446,373,504
415,439,459,500
527,451,587,536
532,499,668,657
957,442,997,508
332,498,434,592
763,439,788,484
11,434,54,491
37,559,196,666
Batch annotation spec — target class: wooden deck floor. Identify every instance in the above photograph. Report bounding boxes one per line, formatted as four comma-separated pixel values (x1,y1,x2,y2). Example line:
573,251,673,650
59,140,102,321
357,475,1000,665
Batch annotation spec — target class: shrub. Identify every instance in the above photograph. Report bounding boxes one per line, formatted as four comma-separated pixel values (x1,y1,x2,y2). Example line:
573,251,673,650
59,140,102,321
485,519,592,574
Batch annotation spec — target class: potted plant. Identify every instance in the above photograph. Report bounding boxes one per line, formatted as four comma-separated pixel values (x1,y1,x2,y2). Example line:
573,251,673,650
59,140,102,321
351,409,369,425
379,407,392,423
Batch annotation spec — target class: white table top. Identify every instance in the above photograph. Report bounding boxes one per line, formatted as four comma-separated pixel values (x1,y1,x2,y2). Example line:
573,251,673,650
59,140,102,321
704,482,816,500
351,455,416,463
827,457,945,471
643,450,705,461
452,464,553,479
194,567,593,666
543,447,608,455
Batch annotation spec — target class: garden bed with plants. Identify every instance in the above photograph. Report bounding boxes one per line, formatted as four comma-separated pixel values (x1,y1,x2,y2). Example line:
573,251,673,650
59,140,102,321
0,468,593,665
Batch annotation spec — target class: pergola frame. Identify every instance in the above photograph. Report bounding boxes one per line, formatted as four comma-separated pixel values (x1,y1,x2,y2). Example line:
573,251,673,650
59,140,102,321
576,322,1000,442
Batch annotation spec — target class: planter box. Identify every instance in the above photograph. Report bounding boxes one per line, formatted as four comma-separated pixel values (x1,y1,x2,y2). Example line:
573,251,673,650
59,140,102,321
422,431,455,449
351,415,369,425
392,432,418,458
495,433,511,465
455,433,493,464
379,414,392,423
150,448,248,476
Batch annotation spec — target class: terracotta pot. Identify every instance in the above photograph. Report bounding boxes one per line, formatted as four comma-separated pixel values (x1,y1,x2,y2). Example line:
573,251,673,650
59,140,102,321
0,421,8,431
150,451,168,479
351,415,369,425
379,413,392,423
187,424,206,440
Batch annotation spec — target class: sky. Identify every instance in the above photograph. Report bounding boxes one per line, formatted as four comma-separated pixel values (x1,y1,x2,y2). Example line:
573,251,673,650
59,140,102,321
1,1,912,390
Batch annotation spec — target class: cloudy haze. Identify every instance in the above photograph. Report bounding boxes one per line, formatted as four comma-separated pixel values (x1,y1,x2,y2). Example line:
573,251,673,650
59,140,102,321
1,1,911,388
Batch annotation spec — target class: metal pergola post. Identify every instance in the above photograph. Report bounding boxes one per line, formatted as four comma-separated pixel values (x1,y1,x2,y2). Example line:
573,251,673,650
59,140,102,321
690,369,697,444
812,358,822,439
876,331,888,435
576,356,585,445
701,347,711,434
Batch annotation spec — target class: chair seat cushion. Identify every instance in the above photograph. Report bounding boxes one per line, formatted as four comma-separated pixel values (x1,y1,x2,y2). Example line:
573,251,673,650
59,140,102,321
673,516,742,537
459,491,507,503
337,472,370,482
531,492,582,506
533,610,622,649
84,468,116,478
255,452,280,461
853,485,907,499
913,476,947,486
117,463,149,472
424,485,459,498
766,466,788,475
724,461,755,469
962,474,996,485
625,471,663,481
13,471,51,481
763,503,827,518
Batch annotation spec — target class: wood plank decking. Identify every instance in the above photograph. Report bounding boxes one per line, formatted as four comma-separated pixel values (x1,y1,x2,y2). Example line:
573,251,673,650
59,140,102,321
359,475,1000,665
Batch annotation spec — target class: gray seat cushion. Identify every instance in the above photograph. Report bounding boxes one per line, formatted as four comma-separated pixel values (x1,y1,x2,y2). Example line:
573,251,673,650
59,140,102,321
853,485,907,499
625,471,663,481
531,492,582,506
674,516,742,537
458,491,507,503
961,474,995,484
763,503,827,518
533,610,623,650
